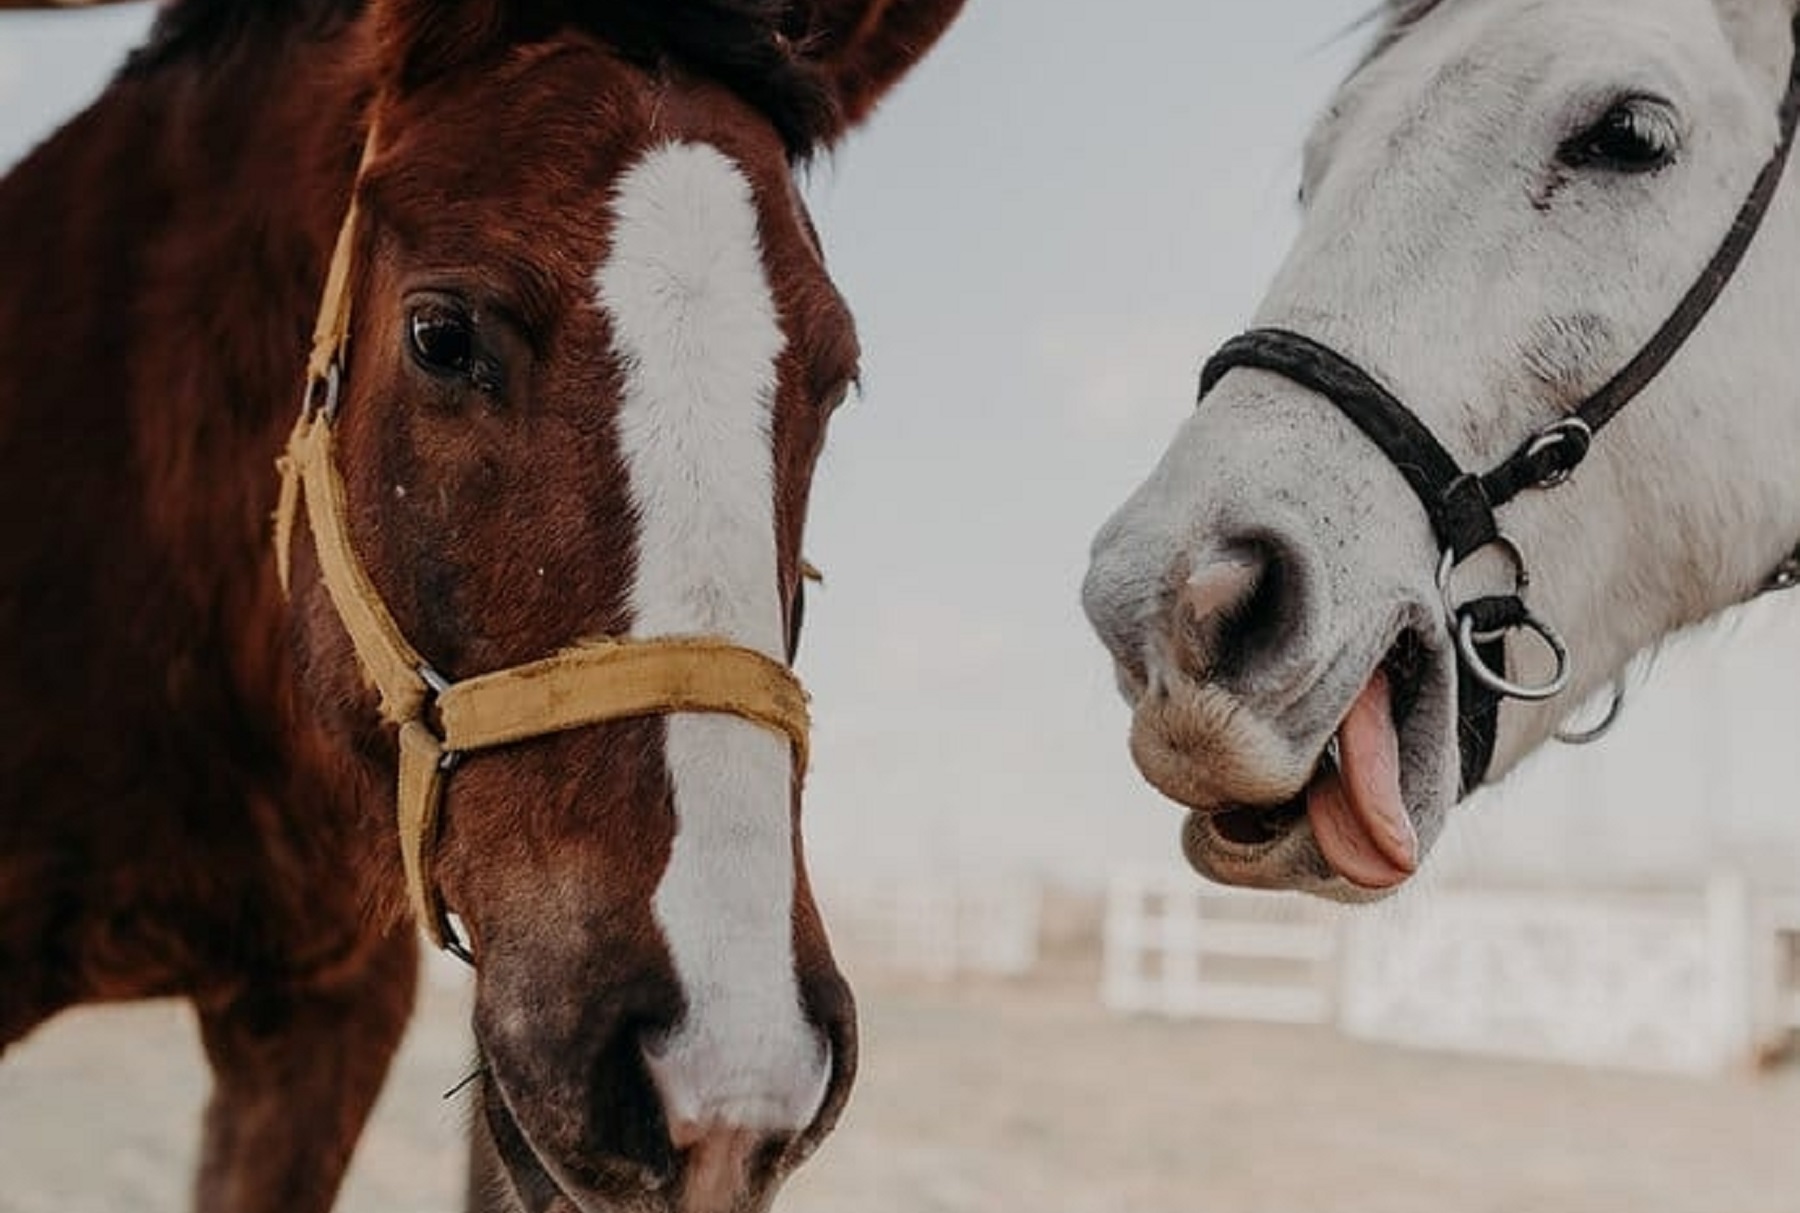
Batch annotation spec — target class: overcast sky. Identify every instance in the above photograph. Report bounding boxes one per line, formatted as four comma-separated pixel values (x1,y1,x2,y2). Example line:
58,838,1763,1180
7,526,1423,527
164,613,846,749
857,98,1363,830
5,1,1799,892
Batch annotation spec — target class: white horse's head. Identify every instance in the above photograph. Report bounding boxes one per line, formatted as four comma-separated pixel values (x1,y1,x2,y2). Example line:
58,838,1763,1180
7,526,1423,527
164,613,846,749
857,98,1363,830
1084,0,1800,899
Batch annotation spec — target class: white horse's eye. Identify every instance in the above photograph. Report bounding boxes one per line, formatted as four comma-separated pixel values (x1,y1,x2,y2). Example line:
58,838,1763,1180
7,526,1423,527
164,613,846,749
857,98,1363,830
1558,95,1680,173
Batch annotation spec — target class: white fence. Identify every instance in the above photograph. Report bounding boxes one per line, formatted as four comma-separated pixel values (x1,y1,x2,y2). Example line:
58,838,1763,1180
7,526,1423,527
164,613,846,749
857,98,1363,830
818,874,1042,981
1338,880,1750,1074
1103,867,1799,1074
1758,895,1800,1046
1103,870,1337,1023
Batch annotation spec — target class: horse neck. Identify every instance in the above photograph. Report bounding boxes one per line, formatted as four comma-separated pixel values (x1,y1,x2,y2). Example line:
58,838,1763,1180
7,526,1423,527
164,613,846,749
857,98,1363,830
0,18,370,742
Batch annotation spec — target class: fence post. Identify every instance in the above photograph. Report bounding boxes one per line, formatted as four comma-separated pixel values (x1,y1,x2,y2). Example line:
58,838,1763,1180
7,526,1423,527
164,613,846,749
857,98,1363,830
1707,870,1753,1071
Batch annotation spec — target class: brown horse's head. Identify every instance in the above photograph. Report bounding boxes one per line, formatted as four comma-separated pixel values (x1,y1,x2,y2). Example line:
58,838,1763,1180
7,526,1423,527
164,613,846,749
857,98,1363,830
279,2,962,1209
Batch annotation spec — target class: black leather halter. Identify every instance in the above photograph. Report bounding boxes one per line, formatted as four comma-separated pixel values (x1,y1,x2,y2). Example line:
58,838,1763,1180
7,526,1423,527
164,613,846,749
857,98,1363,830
1199,17,1800,794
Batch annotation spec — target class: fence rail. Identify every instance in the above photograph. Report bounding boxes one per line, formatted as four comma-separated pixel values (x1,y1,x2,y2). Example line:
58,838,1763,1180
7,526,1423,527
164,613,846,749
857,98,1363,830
1760,895,1800,1045
1103,870,1337,1024
818,875,1042,981
1103,867,1799,1074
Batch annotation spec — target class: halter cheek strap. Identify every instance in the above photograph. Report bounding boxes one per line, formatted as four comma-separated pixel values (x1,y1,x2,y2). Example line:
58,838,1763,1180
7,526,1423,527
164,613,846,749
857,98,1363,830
274,128,811,958
1199,13,1800,793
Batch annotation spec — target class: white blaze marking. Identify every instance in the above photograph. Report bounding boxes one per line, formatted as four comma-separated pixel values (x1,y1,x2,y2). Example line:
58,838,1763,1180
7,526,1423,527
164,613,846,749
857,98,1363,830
597,141,827,1139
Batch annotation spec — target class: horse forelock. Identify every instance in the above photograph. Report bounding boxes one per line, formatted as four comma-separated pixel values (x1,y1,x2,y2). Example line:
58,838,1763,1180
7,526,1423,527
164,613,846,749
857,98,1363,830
125,0,844,157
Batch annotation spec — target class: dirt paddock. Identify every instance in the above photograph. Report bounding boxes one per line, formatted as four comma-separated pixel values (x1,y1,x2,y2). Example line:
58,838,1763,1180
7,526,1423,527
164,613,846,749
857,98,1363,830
3,958,1797,1213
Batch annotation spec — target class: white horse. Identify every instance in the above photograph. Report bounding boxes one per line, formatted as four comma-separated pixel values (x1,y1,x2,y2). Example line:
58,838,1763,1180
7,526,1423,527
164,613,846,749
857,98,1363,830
1084,0,1800,898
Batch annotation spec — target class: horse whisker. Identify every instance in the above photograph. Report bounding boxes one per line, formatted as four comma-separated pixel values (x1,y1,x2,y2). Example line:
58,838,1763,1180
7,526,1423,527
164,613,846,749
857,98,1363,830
444,1064,490,1101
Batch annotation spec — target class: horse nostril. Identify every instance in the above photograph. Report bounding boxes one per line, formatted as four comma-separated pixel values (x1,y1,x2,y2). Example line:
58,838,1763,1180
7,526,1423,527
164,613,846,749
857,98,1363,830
1172,536,1305,684
788,967,857,1159
583,1019,678,1182
1175,554,1261,653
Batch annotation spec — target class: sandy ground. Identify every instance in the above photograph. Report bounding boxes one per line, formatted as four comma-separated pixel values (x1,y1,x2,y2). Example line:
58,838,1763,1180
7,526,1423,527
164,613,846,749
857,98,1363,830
3,956,1798,1213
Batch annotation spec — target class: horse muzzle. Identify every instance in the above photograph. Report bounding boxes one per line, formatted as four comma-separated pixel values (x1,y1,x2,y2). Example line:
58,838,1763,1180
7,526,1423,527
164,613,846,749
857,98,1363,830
1083,417,1462,898
472,973,851,1213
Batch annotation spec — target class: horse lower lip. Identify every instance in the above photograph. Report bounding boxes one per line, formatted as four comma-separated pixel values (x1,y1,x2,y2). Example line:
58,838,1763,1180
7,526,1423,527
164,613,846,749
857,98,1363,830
1203,740,1344,848
1208,796,1306,846
482,1067,669,1205
1180,633,1428,863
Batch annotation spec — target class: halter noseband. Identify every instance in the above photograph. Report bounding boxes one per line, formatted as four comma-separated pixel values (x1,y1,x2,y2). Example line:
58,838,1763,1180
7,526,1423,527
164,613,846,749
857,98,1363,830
273,127,811,960
1199,16,1800,793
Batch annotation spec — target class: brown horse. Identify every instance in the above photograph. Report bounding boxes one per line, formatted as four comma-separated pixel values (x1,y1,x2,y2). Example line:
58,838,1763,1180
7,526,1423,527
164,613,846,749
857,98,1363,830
0,1,962,1210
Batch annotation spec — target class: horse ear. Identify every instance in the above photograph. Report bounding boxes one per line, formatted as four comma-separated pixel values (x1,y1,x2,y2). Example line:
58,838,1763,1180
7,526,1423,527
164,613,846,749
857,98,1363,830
368,0,515,91
799,0,966,129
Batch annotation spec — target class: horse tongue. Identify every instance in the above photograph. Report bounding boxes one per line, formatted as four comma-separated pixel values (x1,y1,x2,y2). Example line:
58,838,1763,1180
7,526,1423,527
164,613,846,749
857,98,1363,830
1306,669,1419,890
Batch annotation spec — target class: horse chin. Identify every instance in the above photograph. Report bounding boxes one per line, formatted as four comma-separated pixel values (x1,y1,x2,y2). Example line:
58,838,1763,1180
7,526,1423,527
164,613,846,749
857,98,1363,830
479,1070,662,1213
1160,630,1459,903
478,1065,789,1213
1178,804,1325,892
479,1071,594,1213
1179,807,1410,905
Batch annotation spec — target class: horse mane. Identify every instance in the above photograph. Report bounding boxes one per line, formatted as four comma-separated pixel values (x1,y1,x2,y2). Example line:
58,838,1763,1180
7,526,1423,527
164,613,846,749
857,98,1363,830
1380,0,1448,31
1358,0,1797,78
1356,0,1449,71
122,0,841,156
122,0,363,75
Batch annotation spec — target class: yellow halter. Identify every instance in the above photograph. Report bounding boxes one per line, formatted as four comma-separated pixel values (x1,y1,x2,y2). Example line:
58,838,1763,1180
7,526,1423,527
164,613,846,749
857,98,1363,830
272,131,811,957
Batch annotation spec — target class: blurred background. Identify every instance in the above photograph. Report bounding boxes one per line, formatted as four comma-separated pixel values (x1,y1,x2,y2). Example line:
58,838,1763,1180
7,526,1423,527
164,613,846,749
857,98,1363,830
3,4,1798,1212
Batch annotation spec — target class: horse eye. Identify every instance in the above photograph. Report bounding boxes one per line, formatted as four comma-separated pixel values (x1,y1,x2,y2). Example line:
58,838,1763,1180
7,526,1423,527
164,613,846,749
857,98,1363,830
407,304,475,377
1560,98,1679,173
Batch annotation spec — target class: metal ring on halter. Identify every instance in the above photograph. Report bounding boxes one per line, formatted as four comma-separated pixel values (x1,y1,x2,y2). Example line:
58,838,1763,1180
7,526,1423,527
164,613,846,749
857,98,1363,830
307,359,343,421
1436,535,1529,615
1761,547,1800,595
418,663,464,773
1455,607,1572,701
441,917,475,968
1554,675,1626,745
1523,417,1593,489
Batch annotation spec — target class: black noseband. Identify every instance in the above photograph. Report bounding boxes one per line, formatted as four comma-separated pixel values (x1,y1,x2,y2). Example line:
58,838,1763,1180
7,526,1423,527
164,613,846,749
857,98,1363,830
1199,14,1800,793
